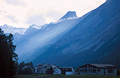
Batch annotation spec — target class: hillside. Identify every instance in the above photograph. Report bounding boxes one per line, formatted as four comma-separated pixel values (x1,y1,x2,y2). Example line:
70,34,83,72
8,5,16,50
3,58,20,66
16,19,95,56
13,11,81,62
33,0,120,68
1,0,119,69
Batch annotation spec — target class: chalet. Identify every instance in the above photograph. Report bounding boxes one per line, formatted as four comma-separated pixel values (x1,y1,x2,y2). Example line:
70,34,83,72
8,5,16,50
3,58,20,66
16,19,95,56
77,64,117,75
60,67,75,75
35,63,61,74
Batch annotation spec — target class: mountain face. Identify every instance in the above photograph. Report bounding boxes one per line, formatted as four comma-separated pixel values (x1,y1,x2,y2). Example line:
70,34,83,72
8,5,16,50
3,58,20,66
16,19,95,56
13,12,81,62
2,0,120,68
32,0,120,68
0,24,26,34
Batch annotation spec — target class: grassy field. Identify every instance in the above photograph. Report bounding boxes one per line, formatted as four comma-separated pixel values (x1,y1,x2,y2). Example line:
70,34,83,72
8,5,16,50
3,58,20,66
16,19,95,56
14,74,120,78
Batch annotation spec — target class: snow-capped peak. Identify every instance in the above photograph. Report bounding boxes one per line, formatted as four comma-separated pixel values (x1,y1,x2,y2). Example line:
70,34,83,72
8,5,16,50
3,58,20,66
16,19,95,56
29,24,44,29
60,11,77,20
0,24,27,34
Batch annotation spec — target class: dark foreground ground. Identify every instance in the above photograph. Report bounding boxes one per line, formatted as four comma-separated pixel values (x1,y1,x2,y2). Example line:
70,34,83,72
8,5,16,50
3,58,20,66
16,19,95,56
14,74,120,78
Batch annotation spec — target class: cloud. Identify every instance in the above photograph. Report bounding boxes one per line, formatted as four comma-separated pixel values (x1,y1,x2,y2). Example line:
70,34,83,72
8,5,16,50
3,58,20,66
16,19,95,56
26,14,46,25
45,10,63,21
6,15,18,23
0,0,106,28
5,0,25,5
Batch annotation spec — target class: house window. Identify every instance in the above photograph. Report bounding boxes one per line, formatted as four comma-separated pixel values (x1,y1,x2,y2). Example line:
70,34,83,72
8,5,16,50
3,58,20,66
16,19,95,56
80,68,82,72
85,66,87,73
108,68,114,73
90,65,92,73
93,67,96,73
88,65,90,72
97,68,100,72
91,69,92,73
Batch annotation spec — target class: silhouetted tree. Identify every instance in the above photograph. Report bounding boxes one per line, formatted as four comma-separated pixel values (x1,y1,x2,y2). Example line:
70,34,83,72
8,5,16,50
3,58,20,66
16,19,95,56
18,61,34,74
46,67,53,74
117,69,120,76
0,28,18,78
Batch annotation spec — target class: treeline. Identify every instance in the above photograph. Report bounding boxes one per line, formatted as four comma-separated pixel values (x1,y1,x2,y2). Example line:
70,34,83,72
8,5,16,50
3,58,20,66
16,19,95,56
17,61,34,74
0,28,18,78
0,28,35,78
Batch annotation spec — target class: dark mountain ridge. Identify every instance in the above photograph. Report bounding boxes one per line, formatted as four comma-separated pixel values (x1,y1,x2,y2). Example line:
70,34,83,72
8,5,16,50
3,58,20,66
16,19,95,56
33,0,120,68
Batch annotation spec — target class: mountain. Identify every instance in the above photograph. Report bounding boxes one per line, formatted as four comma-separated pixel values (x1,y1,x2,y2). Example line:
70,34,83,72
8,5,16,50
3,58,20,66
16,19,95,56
0,24,27,34
13,12,82,62
2,0,120,68
60,11,77,20
32,0,120,68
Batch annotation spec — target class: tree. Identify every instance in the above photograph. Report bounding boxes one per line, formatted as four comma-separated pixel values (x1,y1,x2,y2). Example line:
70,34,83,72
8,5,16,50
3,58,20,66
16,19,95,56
18,61,34,74
117,69,120,76
0,28,18,78
46,67,53,74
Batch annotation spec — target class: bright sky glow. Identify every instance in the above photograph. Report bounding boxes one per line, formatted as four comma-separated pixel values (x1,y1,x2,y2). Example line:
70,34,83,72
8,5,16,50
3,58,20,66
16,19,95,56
0,0,106,28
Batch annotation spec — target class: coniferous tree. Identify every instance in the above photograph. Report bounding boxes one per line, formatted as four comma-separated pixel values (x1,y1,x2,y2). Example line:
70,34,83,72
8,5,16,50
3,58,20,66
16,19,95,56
18,61,34,74
0,28,18,78
46,67,53,74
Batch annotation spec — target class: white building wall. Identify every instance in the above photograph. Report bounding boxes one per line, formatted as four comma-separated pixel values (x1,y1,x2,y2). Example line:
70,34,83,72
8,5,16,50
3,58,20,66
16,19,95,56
114,68,117,76
35,67,37,73
63,67,75,75
66,72,74,75
100,69,104,75
53,68,61,74
105,68,117,76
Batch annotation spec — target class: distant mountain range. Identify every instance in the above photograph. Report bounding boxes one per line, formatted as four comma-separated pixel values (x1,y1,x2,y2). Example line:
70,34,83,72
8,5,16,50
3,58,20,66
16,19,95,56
0,24,27,34
14,11,81,63
1,0,120,68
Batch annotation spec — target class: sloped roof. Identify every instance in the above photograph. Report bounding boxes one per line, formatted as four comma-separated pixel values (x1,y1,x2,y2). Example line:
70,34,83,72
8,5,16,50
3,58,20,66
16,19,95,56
90,64,116,68
35,63,55,67
79,64,117,68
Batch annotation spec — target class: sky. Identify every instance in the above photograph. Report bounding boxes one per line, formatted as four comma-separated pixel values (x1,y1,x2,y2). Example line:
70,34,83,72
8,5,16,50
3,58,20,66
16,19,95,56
0,0,106,28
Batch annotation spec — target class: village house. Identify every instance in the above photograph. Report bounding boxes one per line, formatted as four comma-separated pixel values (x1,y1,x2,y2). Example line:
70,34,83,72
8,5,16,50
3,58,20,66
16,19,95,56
60,67,75,75
77,64,117,75
35,63,61,74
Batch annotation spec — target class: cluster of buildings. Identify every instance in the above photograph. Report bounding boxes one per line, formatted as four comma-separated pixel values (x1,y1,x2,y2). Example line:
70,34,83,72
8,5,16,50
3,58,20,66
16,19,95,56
35,63,61,74
35,63,117,75
35,63,75,75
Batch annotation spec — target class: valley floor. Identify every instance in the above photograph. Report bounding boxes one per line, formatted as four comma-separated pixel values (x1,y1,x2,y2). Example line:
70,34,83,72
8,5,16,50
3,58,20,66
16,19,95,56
14,74,120,78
